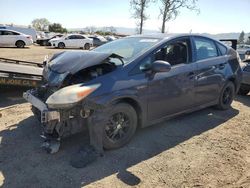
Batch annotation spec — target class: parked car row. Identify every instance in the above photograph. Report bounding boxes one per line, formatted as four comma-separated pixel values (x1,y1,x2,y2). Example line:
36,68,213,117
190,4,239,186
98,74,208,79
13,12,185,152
237,44,250,61
0,28,117,49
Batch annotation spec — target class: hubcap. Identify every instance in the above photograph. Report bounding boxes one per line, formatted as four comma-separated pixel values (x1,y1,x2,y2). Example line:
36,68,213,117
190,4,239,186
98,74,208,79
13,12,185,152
105,112,130,142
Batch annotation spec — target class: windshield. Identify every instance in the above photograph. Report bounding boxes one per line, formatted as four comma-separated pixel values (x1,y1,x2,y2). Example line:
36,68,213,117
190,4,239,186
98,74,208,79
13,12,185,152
93,37,160,63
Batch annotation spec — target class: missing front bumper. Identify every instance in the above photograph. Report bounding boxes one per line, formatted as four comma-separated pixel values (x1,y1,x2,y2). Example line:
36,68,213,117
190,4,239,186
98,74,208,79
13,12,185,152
23,90,60,123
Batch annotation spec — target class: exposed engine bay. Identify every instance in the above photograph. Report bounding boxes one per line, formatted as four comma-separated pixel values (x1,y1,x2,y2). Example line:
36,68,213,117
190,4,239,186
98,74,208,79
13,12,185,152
63,62,116,86
24,51,122,154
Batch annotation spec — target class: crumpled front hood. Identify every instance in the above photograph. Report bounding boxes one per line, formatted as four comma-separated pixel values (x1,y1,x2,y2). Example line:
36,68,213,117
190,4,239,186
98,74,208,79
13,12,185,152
48,51,122,74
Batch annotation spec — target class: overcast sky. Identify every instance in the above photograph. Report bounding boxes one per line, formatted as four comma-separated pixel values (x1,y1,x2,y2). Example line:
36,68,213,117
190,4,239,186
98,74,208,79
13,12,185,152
0,0,250,34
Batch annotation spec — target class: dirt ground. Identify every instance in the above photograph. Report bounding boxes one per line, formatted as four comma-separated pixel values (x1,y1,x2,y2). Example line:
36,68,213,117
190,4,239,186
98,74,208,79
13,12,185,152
0,45,80,62
0,46,250,188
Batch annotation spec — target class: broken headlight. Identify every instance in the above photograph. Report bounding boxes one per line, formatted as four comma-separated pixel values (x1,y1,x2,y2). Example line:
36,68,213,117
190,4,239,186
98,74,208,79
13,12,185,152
46,83,101,109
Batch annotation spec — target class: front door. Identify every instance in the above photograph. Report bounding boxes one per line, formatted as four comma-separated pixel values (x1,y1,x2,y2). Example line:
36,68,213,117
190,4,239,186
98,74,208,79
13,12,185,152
146,37,196,121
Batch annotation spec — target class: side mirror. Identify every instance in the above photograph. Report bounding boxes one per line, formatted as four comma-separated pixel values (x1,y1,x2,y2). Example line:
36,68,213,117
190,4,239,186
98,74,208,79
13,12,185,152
65,37,68,40
151,60,171,73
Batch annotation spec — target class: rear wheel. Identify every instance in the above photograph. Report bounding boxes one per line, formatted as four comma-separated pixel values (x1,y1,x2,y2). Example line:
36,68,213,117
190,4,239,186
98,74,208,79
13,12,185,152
238,88,249,95
58,42,65,49
103,103,137,150
84,43,90,50
216,82,235,110
16,40,25,48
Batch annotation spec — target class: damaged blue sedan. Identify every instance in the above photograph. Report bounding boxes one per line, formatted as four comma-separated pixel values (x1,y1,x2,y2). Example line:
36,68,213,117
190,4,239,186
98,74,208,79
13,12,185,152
23,34,242,154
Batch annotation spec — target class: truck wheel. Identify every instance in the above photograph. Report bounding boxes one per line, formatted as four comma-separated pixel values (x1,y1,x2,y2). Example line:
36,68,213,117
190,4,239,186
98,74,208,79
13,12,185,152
58,42,65,49
84,43,90,50
216,81,235,110
16,40,25,48
103,103,137,150
238,88,249,95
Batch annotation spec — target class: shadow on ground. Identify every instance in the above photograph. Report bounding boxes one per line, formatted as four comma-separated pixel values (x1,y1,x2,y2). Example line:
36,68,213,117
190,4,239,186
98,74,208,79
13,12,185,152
235,94,250,107
0,47,30,49
0,86,28,108
0,106,239,187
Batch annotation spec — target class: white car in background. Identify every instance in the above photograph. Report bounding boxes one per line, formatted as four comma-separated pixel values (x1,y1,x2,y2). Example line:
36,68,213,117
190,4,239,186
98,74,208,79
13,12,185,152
49,34,93,50
0,29,33,48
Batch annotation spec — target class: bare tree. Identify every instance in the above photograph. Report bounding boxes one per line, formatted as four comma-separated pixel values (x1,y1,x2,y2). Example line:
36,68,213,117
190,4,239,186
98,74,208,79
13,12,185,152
158,0,199,33
130,0,151,34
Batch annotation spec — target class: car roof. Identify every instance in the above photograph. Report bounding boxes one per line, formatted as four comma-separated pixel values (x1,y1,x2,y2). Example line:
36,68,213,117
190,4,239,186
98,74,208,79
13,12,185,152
128,33,222,40
0,29,23,34
68,33,84,36
128,33,227,47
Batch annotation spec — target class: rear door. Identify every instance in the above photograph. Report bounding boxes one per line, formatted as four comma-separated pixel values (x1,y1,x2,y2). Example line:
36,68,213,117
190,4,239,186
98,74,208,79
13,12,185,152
76,35,86,48
192,36,228,105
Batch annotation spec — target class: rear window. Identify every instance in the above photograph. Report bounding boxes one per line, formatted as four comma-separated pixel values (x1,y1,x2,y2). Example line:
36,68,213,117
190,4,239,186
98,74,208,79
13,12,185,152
194,37,218,61
217,42,227,55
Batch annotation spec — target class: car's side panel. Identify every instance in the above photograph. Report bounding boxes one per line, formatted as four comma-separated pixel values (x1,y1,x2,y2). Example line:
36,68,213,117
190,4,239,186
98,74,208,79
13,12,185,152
146,63,196,121
88,72,148,127
65,38,74,48
193,56,228,105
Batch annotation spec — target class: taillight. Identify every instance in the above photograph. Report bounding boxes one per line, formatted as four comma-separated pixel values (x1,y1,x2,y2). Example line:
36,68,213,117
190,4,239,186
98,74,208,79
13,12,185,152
26,36,32,40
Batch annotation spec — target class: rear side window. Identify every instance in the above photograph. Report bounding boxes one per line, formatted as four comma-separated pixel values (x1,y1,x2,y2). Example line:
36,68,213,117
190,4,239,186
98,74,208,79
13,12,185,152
194,37,218,61
217,42,227,55
75,35,85,39
68,35,77,39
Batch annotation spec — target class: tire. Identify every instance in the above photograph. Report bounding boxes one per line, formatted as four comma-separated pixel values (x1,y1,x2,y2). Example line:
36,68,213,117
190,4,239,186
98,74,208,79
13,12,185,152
42,41,47,46
84,43,90,50
238,88,249,95
58,42,65,49
16,40,25,48
103,103,137,150
216,81,235,110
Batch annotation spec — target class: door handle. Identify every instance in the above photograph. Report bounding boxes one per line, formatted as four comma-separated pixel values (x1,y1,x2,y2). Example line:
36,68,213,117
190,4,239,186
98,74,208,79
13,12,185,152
218,63,226,69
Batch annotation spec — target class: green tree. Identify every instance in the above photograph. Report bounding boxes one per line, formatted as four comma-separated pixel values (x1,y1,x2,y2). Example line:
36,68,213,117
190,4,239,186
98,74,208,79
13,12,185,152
158,0,199,33
49,23,67,33
238,31,245,44
31,18,50,31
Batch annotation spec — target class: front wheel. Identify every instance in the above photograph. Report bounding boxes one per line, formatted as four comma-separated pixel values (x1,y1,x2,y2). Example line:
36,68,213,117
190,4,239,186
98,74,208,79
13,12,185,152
103,103,137,150
216,82,235,110
58,42,65,49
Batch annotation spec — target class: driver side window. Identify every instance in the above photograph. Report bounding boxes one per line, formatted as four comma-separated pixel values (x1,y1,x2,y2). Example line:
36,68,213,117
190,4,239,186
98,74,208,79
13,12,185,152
139,38,190,72
155,38,190,66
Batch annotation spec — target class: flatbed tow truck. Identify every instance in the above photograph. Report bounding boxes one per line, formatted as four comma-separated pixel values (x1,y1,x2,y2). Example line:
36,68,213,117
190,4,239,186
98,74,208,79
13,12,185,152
0,57,43,87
